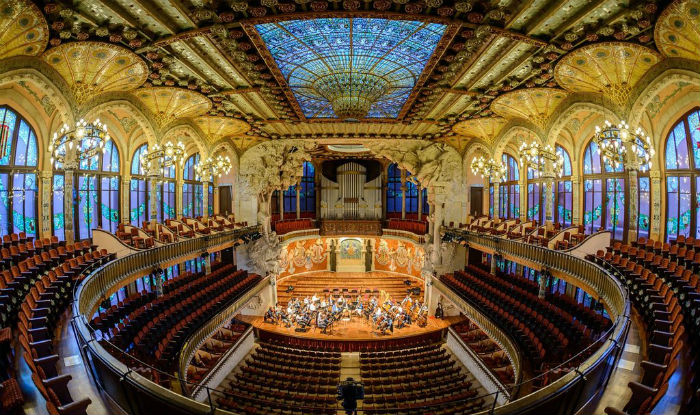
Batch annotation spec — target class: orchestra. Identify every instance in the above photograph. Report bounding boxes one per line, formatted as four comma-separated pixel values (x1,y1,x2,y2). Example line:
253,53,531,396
263,291,429,336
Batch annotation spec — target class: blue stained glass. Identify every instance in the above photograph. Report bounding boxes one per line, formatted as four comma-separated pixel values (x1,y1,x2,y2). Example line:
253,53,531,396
14,121,30,166
132,144,148,175
255,18,447,119
689,110,700,169
53,175,65,241
0,109,17,166
556,145,571,176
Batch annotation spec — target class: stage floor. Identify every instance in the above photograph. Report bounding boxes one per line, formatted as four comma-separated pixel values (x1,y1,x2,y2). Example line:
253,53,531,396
238,314,463,342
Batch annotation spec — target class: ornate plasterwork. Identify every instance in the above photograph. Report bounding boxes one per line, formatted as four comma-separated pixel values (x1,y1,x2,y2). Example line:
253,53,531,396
654,0,700,61
131,87,212,128
192,115,251,144
0,0,49,59
42,41,148,105
246,231,283,276
554,42,662,107
81,99,158,147
490,88,569,131
451,116,508,142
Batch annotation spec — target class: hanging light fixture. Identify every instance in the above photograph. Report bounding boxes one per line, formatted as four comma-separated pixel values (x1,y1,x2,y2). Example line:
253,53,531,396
593,120,654,172
471,155,506,182
139,141,186,181
518,142,564,178
195,155,232,180
49,119,110,169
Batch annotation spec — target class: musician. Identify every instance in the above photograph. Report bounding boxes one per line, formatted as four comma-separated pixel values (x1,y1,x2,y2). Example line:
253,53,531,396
401,294,412,307
264,307,276,324
435,302,444,319
312,293,319,303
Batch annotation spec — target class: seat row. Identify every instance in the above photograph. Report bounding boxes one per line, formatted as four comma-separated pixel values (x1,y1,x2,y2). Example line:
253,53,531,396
187,319,249,384
453,321,514,385
386,219,428,235
273,218,315,235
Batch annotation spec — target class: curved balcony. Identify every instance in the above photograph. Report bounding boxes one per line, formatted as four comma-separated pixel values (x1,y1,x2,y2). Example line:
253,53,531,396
71,225,629,415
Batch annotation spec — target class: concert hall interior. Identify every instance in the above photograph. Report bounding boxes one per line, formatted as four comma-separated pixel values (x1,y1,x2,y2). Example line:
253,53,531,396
0,0,698,414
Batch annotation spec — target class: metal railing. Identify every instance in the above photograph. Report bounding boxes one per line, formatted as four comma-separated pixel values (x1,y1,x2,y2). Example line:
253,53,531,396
70,225,629,415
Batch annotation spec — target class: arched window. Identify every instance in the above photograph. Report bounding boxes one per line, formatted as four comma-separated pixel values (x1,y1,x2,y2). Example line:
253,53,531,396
130,144,149,226
207,184,214,216
387,163,402,214
421,187,429,216
665,108,700,241
300,161,315,215
283,185,296,214
583,138,626,240
72,135,120,239
156,163,176,222
526,166,545,224
499,153,520,219
183,153,203,217
555,145,573,227
405,172,419,214
0,106,38,238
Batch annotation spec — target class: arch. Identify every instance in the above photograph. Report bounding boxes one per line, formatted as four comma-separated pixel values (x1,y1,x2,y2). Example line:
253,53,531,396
492,124,542,160
183,153,203,218
498,152,520,219
0,104,40,237
82,99,158,153
162,122,208,159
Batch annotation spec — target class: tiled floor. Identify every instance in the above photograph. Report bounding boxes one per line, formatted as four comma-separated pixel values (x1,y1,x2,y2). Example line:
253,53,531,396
18,309,126,415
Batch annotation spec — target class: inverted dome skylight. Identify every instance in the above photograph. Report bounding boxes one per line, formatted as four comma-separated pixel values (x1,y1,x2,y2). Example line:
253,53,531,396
253,18,447,120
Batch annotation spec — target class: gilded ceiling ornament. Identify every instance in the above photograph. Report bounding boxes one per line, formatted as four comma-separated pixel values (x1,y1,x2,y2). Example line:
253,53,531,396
490,88,569,130
193,116,251,143
553,42,662,107
42,41,149,105
0,0,50,59
451,116,507,142
132,87,212,127
654,0,700,61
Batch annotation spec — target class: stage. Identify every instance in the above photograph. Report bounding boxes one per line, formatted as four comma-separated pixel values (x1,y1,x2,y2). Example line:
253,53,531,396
237,314,462,342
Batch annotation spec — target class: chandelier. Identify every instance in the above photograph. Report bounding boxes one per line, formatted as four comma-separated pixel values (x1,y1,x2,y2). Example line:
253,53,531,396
471,156,506,182
593,120,654,172
518,142,564,178
313,72,391,120
49,119,110,169
139,141,186,179
195,155,232,180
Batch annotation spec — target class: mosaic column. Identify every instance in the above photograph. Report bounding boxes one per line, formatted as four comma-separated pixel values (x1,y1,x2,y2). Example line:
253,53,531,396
204,254,211,275
492,181,500,220
490,253,498,275
213,179,220,216
155,271,163,297
148,177,158,224
544,178,555,228
121,177,130,224
538,273,547,299
381,168,388,220
400,169,407,220
519,175,527,222
571,175,581,225
417,183,423,220
202,181,209,218
40,171,52,238
295,183,301,219
279,190,284,221
650,170,661,240
627,169,639,242
176,177,183,218
63,167,75,244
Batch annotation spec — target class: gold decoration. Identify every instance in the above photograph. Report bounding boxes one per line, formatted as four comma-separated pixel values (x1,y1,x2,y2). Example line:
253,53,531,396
553,42,661,106
132,87,211,127
193,116,251,142
230,135,266,153
0,0,49,59
437,135,472,154
43,41,148,104
655,0,700,61
490,88,568,129
451,117,508,142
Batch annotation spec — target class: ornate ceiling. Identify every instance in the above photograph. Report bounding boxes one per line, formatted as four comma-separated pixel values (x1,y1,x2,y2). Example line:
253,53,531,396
0,0,698,155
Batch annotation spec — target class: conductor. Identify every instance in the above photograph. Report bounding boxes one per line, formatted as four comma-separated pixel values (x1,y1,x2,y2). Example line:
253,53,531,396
337,377,364,415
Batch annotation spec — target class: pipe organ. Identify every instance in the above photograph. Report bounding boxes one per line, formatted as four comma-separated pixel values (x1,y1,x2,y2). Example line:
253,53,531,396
320,161,382,219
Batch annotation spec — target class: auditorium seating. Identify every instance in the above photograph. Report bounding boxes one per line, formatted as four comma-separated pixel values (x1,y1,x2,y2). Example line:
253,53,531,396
95,264,261,371
273,218,315,235
4,235,114,415
217,342,341,415
453,320,515,386
441,265,606,372
594,236,699,415
360,342,487,414
186,319,249,385
386,218,428,235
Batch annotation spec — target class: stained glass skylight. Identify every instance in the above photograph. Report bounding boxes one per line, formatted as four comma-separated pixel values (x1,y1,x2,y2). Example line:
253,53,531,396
254,18,447,119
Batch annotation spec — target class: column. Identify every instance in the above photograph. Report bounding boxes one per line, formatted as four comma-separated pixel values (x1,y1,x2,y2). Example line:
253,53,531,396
63,168,75,244
202,181,210,218
121,177,131,224
204,253,212,275
315,164,322,218
155,271,163,297
176,177,183,218
417,184,423,220
270,274,278,306
400,169,407,220
515,262,523,277
381,167,388,220
490,253,498,275
40,171,52,238
213,181,220,216
627,169,639,242
464,244,470,267
148,177,159,240
519,174,527,222
279,191,284,221
543,177,555,228
295,183,301,219
492,181,500,220
571,175,581,225
538,272,547,299
650,170,661,240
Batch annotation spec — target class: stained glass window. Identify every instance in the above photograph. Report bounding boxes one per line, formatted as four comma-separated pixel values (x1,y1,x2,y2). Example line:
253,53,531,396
583,139,626,240
283,185,296,213
183,153,203,217
421,187,429,216
300,162,315,214
70,137,120,239
387,163,402,214
208,184,214,216
526,165,546,224
664,108,700,241
0,106,38,238
555,145,573,227
130,144,149,226
488,184,494,218
638,176,650,239
52,174,65,241
254,18,447,119
405,171,418,214
499,153,520,219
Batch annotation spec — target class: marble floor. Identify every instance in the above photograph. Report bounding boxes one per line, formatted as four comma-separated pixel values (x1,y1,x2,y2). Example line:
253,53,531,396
17,309,126,415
